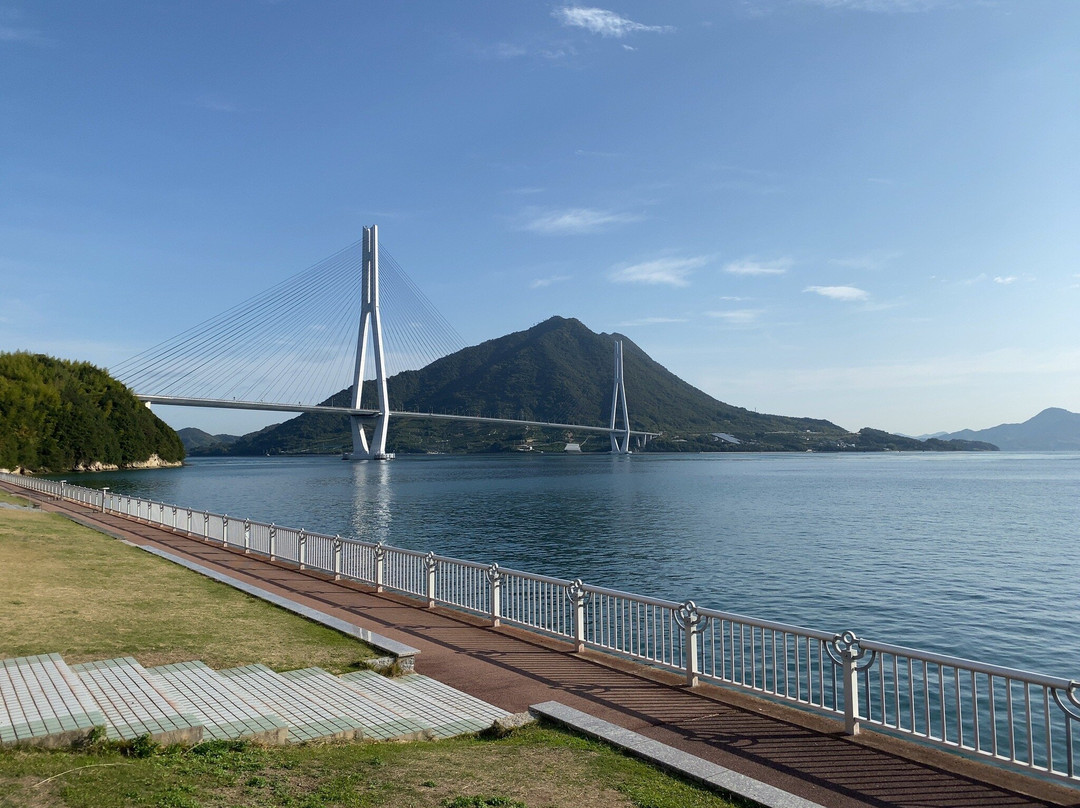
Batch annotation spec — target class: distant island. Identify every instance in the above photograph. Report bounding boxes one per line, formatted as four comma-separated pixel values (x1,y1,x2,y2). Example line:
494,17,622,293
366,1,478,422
0,352,185,474
932,407,1080,451
183,317,997,456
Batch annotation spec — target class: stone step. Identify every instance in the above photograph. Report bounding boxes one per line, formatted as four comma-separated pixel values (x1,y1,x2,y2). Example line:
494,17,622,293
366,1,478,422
71,657,202,744
0,653,106,748
146,661,288,744
398,673,511,726
339,669,501,739
216,664,364,742
278,668,431,741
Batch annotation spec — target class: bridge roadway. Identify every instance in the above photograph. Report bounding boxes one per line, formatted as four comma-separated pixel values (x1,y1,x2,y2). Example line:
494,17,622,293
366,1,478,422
136,395,661,439
12,486,1077,808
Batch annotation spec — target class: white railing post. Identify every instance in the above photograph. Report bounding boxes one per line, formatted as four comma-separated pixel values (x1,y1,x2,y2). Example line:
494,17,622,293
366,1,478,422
100,487,109,513
488,563,502,627
203,513,209,540
374,542,385,592
676,600,706,687
222,515,229,546
298,530,307,570
171,506,177,530
568,578,588,652
424,551,438,608
333,536,343,580
269,523,277,560
186,508,192,535
243,519,251,553
828,631,872,736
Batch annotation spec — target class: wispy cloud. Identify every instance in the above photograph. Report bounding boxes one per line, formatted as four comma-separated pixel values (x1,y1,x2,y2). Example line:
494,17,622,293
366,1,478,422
0,10,52,46
706,309,764,324
522,207,639,235
530,274,571,289
804,285,870,302
553,6,674,38
724,259,790,276
608,256,708,287
616,316,689,327
993,276,1017,285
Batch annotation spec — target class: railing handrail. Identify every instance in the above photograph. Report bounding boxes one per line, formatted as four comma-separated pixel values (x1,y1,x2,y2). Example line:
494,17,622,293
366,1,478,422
3,469,1078,785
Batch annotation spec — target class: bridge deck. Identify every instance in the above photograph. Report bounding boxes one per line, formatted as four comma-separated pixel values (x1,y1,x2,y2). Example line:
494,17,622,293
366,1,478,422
12,488,1078,808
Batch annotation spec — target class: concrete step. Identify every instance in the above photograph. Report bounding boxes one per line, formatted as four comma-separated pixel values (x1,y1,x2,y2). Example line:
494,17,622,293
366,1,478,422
71,657,202,744
339,669,503,739
146,661,288,744
278,668,431,741
216,664,365,742
0,653,106,748
398,673,511,726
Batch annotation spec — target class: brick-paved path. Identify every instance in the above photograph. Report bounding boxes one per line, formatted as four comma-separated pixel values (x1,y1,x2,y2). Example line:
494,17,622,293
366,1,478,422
7,485,1079,808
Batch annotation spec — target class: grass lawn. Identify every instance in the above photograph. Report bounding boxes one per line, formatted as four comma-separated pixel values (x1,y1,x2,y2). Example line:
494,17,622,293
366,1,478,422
0,507,376,671
0,489,36,508
0,506,743,808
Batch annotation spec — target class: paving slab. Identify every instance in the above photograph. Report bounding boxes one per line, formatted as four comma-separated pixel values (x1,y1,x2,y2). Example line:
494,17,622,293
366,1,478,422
398,672,512,726
0,654,105,748
71,657,203,745
217,664,363,742
340,669,496,738
278,668,431,741
146,661,288,744
532,700,827,808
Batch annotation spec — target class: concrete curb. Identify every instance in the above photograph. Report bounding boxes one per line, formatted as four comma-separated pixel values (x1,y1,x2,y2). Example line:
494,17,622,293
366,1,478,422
530,701,827,808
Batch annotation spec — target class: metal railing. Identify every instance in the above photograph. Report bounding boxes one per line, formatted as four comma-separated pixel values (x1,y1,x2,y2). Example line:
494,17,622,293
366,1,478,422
3,471,1078,784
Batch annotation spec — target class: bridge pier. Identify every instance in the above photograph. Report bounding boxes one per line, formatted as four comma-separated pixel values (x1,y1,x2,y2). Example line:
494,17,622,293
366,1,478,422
609,340,631,454
346,225,393,461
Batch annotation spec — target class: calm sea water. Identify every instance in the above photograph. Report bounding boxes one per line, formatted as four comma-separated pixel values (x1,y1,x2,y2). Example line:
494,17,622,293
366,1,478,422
74,452,1080,676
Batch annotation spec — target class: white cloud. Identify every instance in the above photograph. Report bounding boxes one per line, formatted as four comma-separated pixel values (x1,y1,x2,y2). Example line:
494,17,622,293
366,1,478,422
530,274,571,289
522,207,639,235
993,276,1017,285
616,316,689,326
804,285,869,302
608,256,708,286
553,7,674,38
706,309,764,324
724,259,789,276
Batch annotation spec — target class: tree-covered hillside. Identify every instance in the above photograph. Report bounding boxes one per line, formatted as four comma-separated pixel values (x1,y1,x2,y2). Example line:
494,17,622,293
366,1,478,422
0,352,185,472
197,317,995,455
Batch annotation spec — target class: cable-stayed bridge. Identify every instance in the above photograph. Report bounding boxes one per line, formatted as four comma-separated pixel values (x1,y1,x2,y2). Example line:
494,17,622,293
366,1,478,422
115,227,657,459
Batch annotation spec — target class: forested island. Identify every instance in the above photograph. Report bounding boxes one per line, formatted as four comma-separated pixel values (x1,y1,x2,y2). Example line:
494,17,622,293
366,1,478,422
0,352,185,474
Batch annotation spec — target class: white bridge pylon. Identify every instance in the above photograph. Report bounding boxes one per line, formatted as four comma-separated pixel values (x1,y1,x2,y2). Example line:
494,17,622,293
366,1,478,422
347,225,391,460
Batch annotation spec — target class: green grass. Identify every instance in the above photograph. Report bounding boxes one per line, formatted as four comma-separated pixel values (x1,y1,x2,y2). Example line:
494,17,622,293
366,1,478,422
0,489,35,508
0,507,376,671
0,506,743,808
0,724,745,808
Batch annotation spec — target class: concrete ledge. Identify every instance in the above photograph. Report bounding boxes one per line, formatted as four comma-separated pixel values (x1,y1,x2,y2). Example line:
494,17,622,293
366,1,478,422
530,701,826,808
127,542,421,665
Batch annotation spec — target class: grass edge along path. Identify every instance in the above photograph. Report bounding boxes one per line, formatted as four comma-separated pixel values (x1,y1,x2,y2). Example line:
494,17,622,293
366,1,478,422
0,506,377,672
0,723,746,808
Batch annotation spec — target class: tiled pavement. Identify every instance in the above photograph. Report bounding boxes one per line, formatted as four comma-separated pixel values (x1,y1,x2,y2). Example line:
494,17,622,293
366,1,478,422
1,653,510,748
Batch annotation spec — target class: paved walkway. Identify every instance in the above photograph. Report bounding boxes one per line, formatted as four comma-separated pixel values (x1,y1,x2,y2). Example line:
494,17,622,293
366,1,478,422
7,487,1080,808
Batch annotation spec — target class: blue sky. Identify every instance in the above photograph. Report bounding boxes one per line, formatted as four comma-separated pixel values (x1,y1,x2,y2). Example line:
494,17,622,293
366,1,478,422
2,0,1078,437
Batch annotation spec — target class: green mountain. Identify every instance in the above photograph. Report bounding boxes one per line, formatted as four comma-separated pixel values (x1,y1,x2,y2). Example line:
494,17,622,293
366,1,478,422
202,317,996,455
0,352,186,473
177,427,241,454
